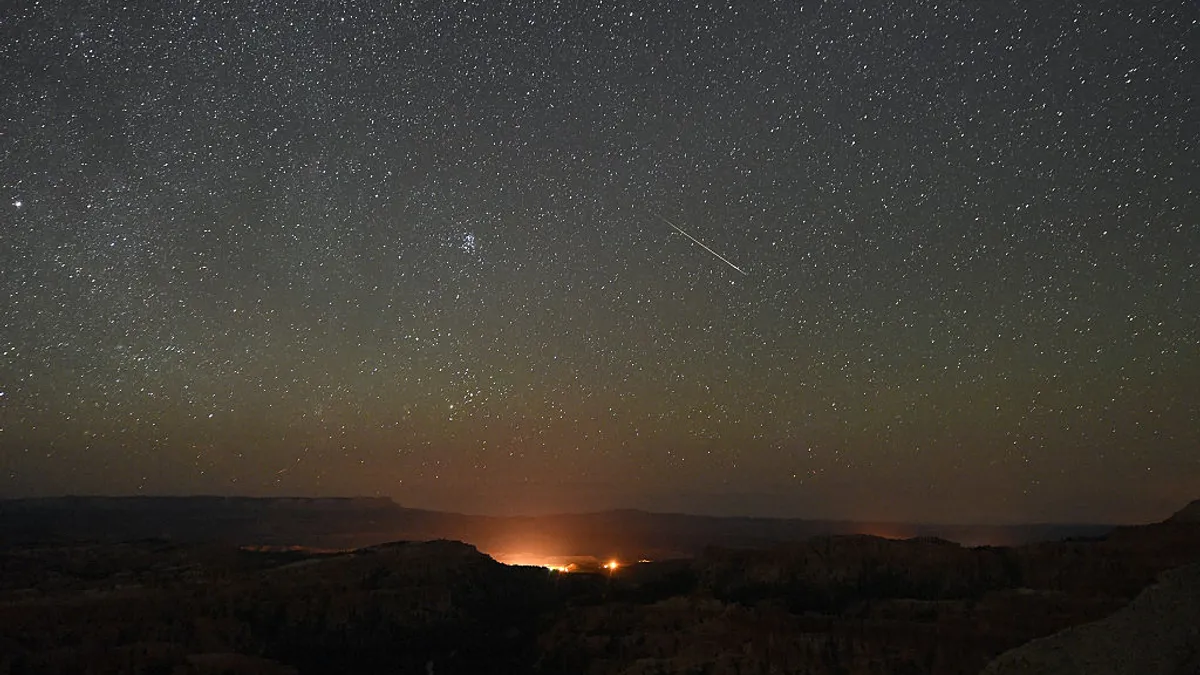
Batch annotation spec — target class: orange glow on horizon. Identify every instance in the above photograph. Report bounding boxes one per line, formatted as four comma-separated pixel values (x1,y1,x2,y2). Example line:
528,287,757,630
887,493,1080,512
494,551,629,574
494,553,580,572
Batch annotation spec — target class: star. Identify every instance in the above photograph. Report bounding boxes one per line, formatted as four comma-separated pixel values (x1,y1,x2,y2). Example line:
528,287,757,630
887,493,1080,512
0,1,1193,524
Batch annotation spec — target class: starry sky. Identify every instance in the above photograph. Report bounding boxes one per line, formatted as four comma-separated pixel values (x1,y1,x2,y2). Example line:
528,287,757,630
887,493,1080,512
1,0,1197,524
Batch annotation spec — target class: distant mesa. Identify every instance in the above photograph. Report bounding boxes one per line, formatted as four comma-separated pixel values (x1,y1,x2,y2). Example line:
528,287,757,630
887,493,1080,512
359,538,482,557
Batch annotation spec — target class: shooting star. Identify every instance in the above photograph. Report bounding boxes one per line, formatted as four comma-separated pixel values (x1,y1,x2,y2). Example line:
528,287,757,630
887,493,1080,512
660,216,748,276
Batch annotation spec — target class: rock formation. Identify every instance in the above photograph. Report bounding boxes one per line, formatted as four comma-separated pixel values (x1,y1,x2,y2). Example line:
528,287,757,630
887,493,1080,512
981,562,1200,675
2,499,1199,674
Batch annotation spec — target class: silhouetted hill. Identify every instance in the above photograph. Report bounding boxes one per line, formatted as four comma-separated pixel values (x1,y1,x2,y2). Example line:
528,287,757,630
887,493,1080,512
1166,498,1200,523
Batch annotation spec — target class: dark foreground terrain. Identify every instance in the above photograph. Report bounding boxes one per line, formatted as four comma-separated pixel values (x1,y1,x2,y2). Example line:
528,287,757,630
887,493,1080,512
2,500,1199,674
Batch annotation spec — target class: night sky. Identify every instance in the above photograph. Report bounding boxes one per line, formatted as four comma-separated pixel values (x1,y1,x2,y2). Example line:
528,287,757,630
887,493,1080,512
2,1,1197,524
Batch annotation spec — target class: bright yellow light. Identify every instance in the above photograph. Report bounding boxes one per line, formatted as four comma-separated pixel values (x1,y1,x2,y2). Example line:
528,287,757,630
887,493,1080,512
604,560,619,571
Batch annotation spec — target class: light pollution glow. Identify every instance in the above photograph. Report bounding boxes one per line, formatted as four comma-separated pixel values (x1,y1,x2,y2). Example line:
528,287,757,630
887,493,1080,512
495,552,625,573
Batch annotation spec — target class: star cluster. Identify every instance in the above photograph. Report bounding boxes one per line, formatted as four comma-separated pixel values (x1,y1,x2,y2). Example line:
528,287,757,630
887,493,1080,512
1,0,1197,522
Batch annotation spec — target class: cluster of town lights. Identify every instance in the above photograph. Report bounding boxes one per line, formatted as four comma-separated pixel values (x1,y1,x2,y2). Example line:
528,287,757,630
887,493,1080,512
541,560,620,573
499,554,638,573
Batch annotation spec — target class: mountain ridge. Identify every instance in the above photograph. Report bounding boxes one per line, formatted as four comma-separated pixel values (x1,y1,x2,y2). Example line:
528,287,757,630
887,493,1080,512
0,494,1118,555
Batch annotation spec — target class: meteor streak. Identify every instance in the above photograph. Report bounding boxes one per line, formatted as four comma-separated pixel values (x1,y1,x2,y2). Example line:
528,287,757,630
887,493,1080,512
660,216,748,275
